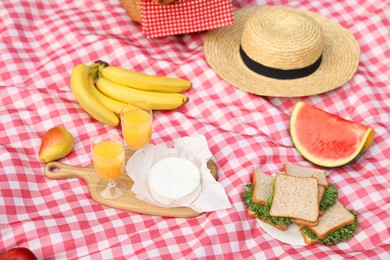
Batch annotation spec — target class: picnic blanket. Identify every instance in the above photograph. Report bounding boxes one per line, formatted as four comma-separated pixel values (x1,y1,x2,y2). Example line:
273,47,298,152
1,0,389,259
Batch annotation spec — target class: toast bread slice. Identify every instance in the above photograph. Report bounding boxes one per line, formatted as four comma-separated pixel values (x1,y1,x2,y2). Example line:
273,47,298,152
269,173,319,223
283,165,326,225
318,185,325,203
296,224,319,245
252,171,274,205
284,163,328,187
285,167,326,203
248,209,288,231
296,185,325,225
284,164,326,218
294,218,318,227
306,200,355,239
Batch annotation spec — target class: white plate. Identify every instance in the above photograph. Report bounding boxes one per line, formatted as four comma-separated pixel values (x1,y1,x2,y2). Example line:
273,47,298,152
257,219,306,246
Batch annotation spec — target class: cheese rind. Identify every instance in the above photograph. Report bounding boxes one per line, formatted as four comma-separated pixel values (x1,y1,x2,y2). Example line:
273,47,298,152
148,157,201,205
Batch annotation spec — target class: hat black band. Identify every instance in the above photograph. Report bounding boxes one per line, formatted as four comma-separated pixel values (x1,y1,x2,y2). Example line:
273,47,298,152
239,45,322,80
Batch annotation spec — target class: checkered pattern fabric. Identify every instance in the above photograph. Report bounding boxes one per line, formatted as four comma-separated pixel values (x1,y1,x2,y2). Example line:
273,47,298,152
140,0,234,38
1,0,389,259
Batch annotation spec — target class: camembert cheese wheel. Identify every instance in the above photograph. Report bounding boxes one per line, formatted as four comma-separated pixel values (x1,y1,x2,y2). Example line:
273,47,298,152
148,157,201,205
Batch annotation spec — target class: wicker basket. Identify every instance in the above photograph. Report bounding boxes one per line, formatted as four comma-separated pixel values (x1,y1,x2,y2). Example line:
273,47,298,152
121,0,176,23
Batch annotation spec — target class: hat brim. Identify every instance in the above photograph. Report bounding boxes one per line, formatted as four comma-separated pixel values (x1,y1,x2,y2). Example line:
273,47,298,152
203,6,360,97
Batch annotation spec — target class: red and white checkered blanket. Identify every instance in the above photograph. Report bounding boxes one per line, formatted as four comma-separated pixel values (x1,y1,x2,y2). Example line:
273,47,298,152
0,0,389,259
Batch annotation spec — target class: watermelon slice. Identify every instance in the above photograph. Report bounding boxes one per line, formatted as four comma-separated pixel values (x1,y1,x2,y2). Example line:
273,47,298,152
290,101,374,167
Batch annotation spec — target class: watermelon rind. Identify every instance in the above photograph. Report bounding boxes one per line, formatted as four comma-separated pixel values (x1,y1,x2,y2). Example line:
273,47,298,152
290,101,374,168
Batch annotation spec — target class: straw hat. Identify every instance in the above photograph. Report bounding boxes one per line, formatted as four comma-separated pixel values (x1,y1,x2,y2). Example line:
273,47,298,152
203,6,360,97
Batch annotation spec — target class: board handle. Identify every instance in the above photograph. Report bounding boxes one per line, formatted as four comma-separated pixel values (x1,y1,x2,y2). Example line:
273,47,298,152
44,161,94,180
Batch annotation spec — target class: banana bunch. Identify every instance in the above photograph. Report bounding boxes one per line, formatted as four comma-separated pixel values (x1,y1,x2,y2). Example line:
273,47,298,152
70,63,120,126
69,62,191,126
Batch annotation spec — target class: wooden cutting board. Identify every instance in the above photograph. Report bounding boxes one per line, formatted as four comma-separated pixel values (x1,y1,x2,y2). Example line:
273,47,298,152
43,147,218,218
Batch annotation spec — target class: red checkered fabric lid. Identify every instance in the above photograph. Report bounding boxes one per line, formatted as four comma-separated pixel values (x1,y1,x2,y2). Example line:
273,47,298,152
140,0,234,38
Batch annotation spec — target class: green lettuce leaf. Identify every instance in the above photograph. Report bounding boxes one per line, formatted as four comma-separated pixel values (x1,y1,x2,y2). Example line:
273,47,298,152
320,183,338,211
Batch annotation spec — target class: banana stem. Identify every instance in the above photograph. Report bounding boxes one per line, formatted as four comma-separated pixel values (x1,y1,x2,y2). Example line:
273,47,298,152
95,60,109,67
98,64,106,79
94,60,109,79
87,61,108,80
87,63,101,81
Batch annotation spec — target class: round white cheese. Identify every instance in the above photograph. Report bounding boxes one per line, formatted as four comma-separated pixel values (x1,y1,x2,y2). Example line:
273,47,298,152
148,157,201,205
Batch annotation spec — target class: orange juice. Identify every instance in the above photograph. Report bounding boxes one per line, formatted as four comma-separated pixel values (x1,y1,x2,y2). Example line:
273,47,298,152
92,140,125,180
121,109,152,149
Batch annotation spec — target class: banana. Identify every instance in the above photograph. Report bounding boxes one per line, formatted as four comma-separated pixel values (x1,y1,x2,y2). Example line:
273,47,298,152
88,77,127,115
70,64,119,126
101,66,191,93
96,77,189,110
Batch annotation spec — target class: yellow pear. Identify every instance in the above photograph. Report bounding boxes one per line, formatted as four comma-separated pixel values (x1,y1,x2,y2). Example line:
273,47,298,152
39,126,74,163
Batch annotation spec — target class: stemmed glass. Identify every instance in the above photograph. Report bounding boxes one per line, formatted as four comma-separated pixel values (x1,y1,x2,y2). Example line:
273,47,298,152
91,133,127,200
120,102,153,150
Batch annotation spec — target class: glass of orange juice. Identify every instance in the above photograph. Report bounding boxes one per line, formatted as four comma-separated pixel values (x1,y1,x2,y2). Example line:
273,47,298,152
91,133,127,200
120,102,153,150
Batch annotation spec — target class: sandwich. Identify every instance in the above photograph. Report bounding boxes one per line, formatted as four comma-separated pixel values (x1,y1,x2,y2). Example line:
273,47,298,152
269,173,320,224
298,201,358,245
284,163,328,187
243,171,292,231
283,163,338,225
243,164,359,245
